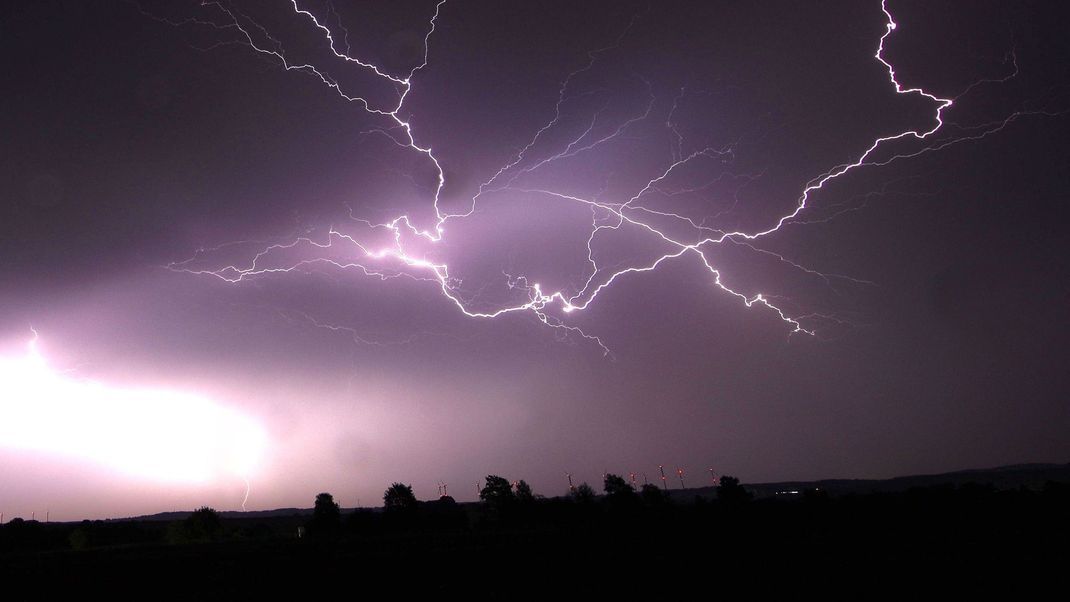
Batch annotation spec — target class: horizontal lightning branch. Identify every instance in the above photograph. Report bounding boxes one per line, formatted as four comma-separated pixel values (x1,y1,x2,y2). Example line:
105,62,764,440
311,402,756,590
160,0,1035,354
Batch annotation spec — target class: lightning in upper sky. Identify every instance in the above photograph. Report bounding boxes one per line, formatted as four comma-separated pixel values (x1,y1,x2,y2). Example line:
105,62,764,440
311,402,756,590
153,0,1049,355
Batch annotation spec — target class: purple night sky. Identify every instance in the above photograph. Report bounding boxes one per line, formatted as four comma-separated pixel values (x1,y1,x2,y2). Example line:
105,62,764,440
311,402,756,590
1,0,1068,520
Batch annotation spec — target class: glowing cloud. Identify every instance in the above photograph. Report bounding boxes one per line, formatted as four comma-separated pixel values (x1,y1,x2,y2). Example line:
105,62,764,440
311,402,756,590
0,335,267,486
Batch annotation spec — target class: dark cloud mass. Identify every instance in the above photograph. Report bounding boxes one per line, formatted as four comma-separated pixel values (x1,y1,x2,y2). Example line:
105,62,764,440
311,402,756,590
0,0,1068,519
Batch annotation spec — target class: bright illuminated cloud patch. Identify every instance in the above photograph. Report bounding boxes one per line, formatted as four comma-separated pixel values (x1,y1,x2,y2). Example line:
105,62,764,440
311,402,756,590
0,337,267,484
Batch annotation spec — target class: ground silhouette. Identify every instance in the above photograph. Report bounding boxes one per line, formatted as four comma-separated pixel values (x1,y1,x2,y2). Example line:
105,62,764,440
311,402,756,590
2,469,1068,596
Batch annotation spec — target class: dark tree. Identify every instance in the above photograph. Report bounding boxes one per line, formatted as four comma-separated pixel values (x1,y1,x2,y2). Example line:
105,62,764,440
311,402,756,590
383,482,418,512
603,473,635,497
640,483,667,506
716,476,752,505
314,492,341,517
189,506,223,536
167,506,223,544
572,482,596,503
515,479,535,503
480,475,516,507
305,493,342,539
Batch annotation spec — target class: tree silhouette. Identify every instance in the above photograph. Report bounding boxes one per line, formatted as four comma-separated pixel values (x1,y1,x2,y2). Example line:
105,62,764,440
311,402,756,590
309,492,341,536
167,506,223,544
603,473,635,497
640,483,667,506
383,482,418,512
190,507,222,535
716,476,752,505
480,475,515,508
572,482,596,503
314,493,340,518
515,479,535,503
603,473,638,510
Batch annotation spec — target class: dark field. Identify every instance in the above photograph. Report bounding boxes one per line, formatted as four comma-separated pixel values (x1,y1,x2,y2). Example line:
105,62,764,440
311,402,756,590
2,472,1067,598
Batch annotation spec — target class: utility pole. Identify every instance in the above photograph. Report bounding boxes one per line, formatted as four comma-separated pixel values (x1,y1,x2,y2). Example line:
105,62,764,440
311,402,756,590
659,465,668,490
676,467,686,489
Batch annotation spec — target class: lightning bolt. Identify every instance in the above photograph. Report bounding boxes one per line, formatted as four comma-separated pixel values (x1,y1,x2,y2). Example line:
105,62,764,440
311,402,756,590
152,0,1053,354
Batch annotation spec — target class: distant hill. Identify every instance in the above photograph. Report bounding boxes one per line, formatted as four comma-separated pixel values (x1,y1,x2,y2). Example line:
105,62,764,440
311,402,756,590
668,462,1070,501
114,508,319,523
113,461,1070,522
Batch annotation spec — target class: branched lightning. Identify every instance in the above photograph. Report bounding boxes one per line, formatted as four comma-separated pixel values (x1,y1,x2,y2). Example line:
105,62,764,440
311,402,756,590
156,0,1050,354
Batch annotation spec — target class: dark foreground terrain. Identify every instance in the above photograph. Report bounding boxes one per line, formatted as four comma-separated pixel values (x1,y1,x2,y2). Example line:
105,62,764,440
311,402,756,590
2,466,1067,598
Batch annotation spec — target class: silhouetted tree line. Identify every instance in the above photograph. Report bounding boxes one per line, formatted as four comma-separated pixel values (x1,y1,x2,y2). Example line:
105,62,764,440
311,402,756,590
2,479,1068,555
